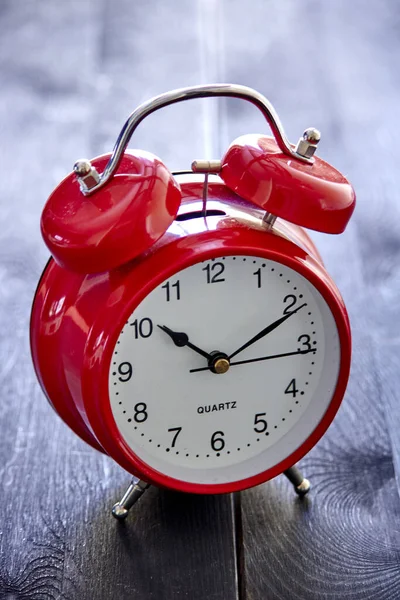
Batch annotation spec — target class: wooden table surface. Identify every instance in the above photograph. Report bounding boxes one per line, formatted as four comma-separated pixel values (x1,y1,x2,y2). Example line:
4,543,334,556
1,1,399,598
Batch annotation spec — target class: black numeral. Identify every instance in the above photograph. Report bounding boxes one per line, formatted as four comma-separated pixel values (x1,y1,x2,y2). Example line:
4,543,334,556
133,402,148,423
168,427,182,447
131,318,153,339
203,262,225,284
297,334,312,352
117,362,132,382
285,378,299,397
283,294,297,314
253,268,262,288
254,413,268,433
162,280,180,302
211,431,225,451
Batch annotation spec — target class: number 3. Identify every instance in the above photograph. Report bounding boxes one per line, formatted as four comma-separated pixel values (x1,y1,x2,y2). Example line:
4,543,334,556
298,334,312,352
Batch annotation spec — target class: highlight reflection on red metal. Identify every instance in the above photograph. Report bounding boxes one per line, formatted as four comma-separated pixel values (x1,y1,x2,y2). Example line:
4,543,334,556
221,135,356,233
41,150,182,274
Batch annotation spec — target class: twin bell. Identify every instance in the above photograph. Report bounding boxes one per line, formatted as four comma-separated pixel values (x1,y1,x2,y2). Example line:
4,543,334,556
41,85,355,275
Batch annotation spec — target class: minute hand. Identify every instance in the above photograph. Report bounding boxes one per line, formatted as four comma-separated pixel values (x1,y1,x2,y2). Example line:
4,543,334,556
229,303,307,360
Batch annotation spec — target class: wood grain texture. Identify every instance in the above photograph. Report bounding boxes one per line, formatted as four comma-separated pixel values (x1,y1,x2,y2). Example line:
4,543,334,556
1,0,399,599
220,1,400,598
0,1,238,599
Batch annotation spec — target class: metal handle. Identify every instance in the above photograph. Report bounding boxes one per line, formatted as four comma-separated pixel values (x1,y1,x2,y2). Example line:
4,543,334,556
79,83,315,195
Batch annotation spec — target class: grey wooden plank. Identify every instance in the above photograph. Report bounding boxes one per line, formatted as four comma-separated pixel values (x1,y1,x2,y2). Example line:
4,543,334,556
0,1,107,597
89,0,227,168
219,0,400,598
0,0,239,598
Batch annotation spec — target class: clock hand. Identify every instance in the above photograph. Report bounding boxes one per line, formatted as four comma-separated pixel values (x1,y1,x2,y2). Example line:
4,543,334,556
229,303,307,360
189,348,316,373
158,325,213,360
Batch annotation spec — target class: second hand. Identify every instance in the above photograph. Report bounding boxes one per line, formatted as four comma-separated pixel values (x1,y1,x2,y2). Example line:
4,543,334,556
189,348,317,373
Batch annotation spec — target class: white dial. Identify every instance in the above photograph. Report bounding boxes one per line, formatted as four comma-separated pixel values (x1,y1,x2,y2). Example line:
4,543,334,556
109,255,340,485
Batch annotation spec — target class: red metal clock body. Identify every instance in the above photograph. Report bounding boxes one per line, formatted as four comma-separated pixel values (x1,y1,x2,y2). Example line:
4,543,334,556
30,85,355,512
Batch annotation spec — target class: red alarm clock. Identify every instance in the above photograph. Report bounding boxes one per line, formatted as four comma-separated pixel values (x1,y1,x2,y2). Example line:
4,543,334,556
30,84,355,520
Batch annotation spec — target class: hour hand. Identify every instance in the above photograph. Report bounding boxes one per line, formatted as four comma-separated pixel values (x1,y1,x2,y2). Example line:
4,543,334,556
157,325,212,360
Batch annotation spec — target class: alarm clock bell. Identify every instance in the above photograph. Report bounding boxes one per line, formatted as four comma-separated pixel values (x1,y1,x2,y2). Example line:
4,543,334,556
31,84,355,520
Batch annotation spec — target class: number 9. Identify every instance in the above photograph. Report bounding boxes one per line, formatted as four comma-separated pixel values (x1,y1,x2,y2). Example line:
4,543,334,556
118,362,133,382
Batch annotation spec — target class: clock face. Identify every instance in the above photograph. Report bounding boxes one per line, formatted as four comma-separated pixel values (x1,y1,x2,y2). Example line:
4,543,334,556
109,255,340,486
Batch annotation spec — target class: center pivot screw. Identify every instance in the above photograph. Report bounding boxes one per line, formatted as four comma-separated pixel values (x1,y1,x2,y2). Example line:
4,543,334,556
209,351,230,374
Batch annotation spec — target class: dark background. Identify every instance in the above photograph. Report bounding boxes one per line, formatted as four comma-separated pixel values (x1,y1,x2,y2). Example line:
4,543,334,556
1,1,399,598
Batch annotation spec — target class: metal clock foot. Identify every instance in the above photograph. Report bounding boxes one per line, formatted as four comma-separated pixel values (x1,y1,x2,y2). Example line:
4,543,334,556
111,477,150,520
284,466,310,496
